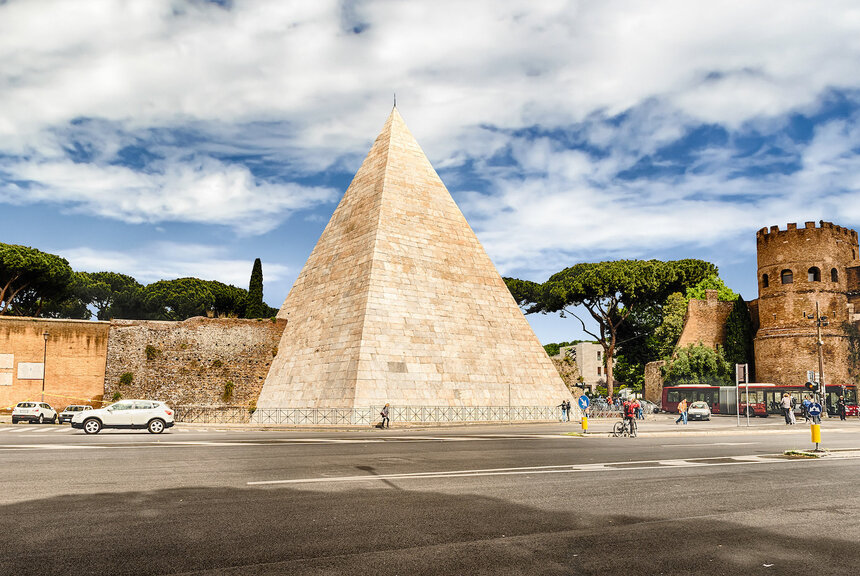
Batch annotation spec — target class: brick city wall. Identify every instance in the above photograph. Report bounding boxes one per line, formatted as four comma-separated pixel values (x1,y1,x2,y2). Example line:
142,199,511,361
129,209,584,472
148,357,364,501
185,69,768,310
104,317,287,407
0,317,109,410
675,290,734,350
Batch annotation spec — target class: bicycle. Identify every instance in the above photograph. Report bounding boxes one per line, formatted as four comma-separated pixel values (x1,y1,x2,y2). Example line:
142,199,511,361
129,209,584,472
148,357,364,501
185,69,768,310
612,417,637,438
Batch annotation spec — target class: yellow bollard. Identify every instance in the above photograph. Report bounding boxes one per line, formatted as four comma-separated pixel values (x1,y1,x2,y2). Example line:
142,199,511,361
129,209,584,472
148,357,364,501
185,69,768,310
811,423,821,444
581,415,588,434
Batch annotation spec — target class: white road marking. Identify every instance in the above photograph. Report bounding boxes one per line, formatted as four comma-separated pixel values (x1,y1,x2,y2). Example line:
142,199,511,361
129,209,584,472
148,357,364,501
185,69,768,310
0,427,14,432
0,444,102,450
247,453,854,486
661,442,757,447
30,427,55,433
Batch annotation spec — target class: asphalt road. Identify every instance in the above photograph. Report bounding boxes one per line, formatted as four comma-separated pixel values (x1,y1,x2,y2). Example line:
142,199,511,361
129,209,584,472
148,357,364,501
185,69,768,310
1,419,859,575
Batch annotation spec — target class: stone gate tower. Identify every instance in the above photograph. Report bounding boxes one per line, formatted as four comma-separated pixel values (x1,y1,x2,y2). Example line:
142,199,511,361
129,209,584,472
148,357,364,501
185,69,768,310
754,221,860,386
255,108,571,410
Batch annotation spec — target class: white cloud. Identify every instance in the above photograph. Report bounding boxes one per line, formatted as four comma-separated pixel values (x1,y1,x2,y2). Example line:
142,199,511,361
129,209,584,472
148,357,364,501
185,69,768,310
1,0,860,263
63,242,290,288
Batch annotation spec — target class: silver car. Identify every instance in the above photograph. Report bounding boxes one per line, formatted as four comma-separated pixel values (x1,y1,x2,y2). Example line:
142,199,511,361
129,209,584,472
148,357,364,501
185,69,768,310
59,404,93,424
688,401,711,421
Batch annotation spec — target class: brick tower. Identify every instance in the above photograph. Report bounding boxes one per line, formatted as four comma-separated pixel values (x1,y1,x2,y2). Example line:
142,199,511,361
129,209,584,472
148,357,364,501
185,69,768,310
255,108,571,409
754,221,860,387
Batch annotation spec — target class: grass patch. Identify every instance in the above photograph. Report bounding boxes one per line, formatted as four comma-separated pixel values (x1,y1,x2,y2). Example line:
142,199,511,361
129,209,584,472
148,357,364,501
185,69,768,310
783,449,827,458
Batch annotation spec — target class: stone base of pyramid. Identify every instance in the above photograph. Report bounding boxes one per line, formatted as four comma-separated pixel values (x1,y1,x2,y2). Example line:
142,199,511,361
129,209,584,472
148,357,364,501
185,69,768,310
249,404,575,426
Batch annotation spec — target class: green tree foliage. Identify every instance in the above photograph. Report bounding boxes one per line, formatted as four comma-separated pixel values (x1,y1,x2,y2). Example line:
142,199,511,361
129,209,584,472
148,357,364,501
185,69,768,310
245,258,268,318
76,271,145,320
0,243,74,315
505,259,716,397
542,340,592,357
142,278,249,321
662,343,732,386
685,274,738,303
724,295,755,371
653,292,688,358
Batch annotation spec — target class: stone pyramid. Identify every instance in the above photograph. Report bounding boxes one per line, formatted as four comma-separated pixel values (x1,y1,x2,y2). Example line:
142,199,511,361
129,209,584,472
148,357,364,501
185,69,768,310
256,108,571,409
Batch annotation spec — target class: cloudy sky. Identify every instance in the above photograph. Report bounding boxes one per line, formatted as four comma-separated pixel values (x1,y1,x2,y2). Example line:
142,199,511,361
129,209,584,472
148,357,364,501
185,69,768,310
2,0,860,343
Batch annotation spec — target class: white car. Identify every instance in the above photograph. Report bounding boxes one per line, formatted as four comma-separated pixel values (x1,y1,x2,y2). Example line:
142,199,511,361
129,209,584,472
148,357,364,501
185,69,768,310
12,402,57,424
71,399,175,434
688,401,711,421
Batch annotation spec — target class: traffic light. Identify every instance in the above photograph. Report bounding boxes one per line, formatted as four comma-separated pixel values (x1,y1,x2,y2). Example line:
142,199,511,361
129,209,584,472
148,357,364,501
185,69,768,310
805,381,820,393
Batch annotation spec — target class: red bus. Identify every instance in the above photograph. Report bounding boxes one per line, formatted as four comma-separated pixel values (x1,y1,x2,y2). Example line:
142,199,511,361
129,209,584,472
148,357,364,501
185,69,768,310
661,384,858,416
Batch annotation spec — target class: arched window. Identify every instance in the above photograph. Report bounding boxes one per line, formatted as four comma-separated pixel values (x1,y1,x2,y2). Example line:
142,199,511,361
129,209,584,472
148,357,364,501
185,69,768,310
762,274,769,288
781,269,793,284
808,267,821,282
831,268,839,282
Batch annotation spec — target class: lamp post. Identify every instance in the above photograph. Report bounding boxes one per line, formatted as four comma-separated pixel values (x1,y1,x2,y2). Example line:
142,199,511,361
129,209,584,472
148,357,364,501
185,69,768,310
41,331,49,402
803,303,828,417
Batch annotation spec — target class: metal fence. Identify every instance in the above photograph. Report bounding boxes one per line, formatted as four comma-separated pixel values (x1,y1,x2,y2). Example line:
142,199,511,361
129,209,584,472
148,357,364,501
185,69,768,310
173,405,572,425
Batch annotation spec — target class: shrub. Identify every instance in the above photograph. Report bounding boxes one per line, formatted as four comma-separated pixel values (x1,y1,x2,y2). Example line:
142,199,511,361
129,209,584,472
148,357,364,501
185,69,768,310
272,346,278,357
119,372,133,386
145,345,162,361
222,380,235,402
212,359,223,368
111,391,122,401
248,399,257,415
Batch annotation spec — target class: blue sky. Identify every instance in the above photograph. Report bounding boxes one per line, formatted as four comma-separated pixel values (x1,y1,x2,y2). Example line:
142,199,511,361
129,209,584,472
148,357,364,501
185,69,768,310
2,1,860,343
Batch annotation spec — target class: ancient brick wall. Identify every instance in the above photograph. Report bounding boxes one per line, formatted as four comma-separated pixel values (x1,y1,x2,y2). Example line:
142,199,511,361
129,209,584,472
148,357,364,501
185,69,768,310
104,317,286,407
0,317,109,410
675,290,734,350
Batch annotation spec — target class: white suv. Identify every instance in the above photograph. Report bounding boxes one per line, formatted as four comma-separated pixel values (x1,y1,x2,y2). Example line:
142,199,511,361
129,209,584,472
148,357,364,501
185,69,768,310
71,400,175,434
12,402,57,424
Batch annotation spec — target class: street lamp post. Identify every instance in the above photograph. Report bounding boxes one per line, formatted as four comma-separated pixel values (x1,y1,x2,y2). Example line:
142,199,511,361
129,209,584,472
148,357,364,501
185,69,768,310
804,303,828,416
41,331,49,403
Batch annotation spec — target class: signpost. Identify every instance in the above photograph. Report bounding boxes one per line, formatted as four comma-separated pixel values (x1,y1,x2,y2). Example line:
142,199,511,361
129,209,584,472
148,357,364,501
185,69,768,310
808,403,823,452
735,363,749,427
578,395,590,434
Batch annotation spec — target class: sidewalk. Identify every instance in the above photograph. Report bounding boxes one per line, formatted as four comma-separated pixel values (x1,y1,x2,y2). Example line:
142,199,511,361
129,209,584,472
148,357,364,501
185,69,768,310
574,413,860,437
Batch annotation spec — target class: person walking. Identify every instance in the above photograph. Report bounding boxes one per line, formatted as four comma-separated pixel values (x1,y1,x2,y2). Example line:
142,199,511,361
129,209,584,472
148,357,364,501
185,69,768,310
837,396,847,420
780,393,793,425
557,400,567,422
380,403,390,429
802,395,811,423
564,400,571,422
675,398,688,425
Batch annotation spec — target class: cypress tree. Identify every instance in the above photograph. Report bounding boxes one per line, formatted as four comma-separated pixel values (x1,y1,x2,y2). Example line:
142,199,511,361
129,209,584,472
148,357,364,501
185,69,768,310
246,258,266,318
724,295,755,378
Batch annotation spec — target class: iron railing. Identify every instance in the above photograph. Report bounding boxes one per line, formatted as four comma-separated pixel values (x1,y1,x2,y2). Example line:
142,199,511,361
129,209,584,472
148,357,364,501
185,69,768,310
173,405,574,425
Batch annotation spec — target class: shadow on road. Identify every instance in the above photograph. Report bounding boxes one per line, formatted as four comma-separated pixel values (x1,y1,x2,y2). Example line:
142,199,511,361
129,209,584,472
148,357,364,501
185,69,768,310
0,484,856,575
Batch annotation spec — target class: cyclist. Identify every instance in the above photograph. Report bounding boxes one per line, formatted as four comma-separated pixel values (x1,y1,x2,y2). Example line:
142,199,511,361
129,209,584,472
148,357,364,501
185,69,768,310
623,397,639,436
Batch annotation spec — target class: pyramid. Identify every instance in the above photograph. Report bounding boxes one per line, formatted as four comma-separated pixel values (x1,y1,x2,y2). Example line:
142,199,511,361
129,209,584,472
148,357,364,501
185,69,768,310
256,108,572,409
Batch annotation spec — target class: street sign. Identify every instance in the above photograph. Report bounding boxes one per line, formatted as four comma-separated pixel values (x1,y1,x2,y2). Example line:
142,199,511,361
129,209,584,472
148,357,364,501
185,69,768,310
808,403,822,417
735,364,748,384
578,396,590,410
806,370,819,383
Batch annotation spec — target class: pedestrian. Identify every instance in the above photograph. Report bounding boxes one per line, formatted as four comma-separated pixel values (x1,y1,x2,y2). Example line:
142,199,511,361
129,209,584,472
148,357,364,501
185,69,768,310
557,400,567,422
565,400,571,422
636,401,644,420
801,395,811,423
837,396,847,421
675,398,688,425
380,403,390,428
780,393,793,425
789,396,797,425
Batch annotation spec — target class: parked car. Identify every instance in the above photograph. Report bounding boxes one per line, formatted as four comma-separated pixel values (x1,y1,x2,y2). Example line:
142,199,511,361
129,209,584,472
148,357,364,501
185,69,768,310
12,402,57,424
58,404,93,424
639,400,660,414
71,400,174,434
688,401,711,421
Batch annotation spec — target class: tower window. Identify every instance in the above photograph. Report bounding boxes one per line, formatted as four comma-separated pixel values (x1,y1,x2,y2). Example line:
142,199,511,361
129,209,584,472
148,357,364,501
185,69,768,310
808,267,821,282
831,268,839,282
762,274,769,288
781,269,793,284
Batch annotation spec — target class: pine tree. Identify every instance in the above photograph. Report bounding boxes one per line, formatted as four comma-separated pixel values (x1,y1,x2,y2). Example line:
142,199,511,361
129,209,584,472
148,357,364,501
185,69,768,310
724,295,755,378
246,258,266,318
